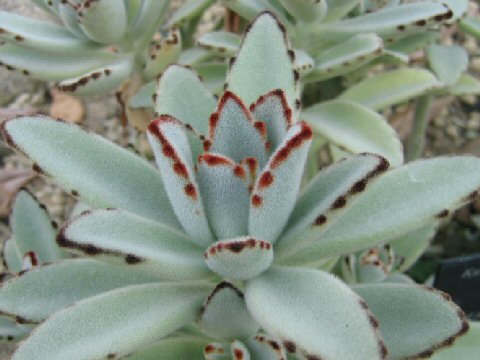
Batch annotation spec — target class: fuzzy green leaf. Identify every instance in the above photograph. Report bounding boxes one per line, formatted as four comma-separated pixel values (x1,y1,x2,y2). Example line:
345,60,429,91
193,63,228,95
353,283,469,360
441,0,468,22
147,116,214,247
323,0,360,23
427,45,468,86
340,68,442,110
59,210,209,280
246,334,287,359
197,31,241,56
0,259,160,323
0,11,94,52
302,100,403,166
245,267,385,360
12,283,211,360
78,0,128,44
199,282,259,340
58,56,134,96
0,116,179,228
445,74,480,96
0,43,122,81
204,237,273,280
58,1,89,39
286,157,480,263
210,92,268,167
197,153,250,239
388,32,438,54
155,65,216,135
227,12,298,110
249,122,312,244
11,190,63,263
130,81,155,109
0,316,29,342
431,321,480,360
459,16,480,39
129,0,170,46
276,153,388,261
305,34,383,82
143,28,182,81
221,0,290,24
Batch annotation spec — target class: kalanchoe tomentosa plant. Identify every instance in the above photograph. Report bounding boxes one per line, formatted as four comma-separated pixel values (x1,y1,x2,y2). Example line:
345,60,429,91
1,12,480,360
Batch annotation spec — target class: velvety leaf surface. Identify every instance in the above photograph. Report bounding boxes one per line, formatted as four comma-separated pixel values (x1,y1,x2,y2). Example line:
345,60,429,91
59,209,209,280
0,316,29,342
249,89,292,153
340,68,442,110
129,81,155,109
388,32,438,54
279,0,327,23
286,157,480,263
353,283,469,360
12,283,211,360
58,1,87,39
0,43,121,81
197,153,250,239
11,189,63,263
1,116,179,228
245,267,385,360
276,153,387,260
197,31,241,56
227,12,297,110
0,259,160,323
58,56,134,96
0,11,94,52
155,65,216,135
249,122,312,244
431,321,480,360
427,45,468,86
302,100,403,166
204,237,273,280
193,63,228,95
230,340,251,360
129,0,170,45
209,92,268,167
166,0,214,28
143,28,182,81
124,337,209,360
147,116,214,247
199,282,259,340
78,0,127,44
323,0,360,23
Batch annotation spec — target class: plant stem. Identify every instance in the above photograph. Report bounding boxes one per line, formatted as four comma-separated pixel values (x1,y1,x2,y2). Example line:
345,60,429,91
406,94,433,161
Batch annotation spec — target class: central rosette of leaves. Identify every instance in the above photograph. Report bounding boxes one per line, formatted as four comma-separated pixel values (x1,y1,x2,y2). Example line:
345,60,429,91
147,90,312,280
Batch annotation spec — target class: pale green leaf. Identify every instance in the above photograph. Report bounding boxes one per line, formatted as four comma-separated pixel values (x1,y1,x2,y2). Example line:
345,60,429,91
199,282,259,340
286,157,480,263
353,283,469,360
2,239,22,273
130,81,155,109
155,65,216,135
143,28,182,81
0,43,122,81
323,0,360,23
0,259,160,323
12,283,211,360
227,12,298,110
11,189,63,263
197,31,241,56
231,340,251,360
246,334,287,359
279,0,327,23
459,16,480,38
305,34,383,82
245,267,385,360
431,321,480,360
249,122,312,244
204,237,273,280
78,0,128,44
0,316,29,342
0,11,94,52
129,0,170,45
59,209,209,280
166,0,214,28
340,68,442,110
192,62,228,95
427,45,468,86
58,2,89,39
388,32,438,54
445,74,480,96
58,56,134,96
1,116,179,228
147,116,214,247
302,100,403,166
197,153,250,239
441,0,468,22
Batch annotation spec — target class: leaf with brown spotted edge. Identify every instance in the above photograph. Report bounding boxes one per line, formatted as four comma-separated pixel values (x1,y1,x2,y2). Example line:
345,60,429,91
353,283,470,360
147,115,214,248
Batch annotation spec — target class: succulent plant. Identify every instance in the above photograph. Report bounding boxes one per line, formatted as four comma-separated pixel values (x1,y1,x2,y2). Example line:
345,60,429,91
0,0,217,128
1,11,480,360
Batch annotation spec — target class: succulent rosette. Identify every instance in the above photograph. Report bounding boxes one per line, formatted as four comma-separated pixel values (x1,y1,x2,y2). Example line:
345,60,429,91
1,12,480,360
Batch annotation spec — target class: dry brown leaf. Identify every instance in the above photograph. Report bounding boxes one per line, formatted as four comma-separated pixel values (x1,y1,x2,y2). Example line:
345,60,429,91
0,168,36,217
49,88,85,124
